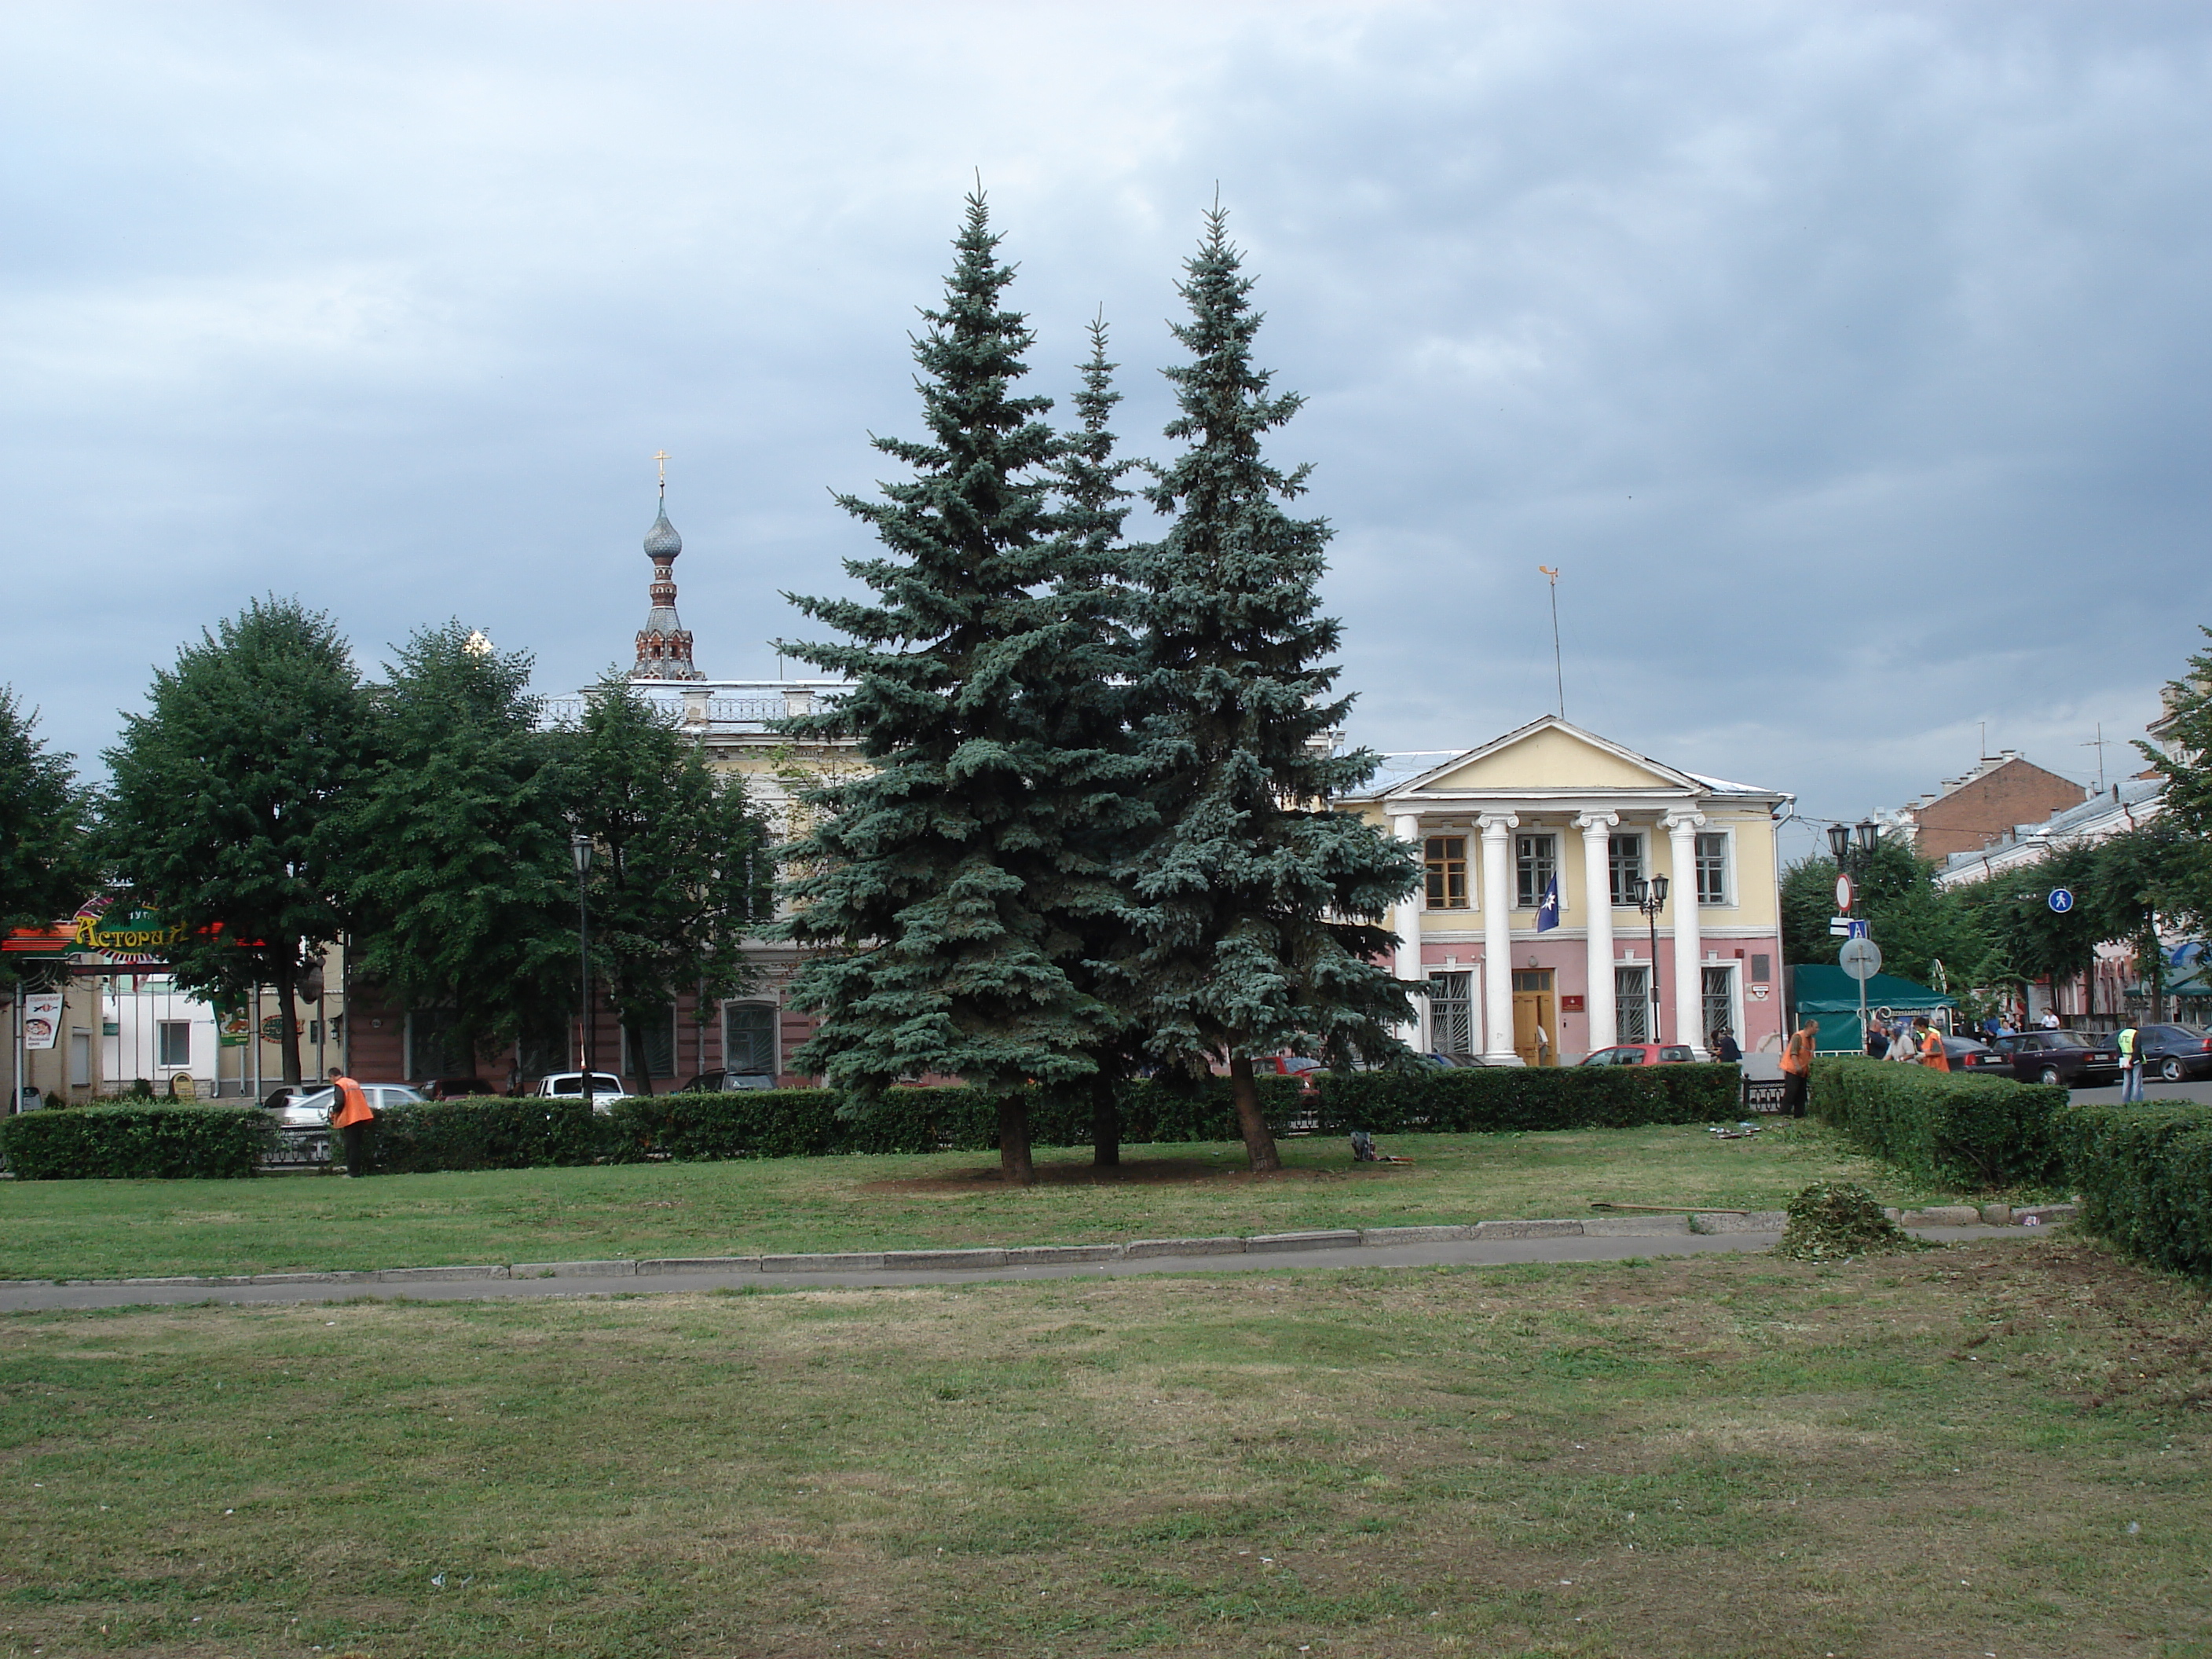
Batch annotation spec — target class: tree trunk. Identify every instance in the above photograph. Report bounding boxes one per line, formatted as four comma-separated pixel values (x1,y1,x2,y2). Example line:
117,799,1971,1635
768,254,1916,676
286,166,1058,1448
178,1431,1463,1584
1228,1055,1280,1172
998,1094,1035,1185
275,960,303,1085
1090,1068,1121,1167
625,1018,655,1096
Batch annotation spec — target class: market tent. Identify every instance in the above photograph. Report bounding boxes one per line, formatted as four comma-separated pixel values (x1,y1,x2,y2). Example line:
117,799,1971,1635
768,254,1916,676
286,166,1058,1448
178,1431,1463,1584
1789,965,1956,1053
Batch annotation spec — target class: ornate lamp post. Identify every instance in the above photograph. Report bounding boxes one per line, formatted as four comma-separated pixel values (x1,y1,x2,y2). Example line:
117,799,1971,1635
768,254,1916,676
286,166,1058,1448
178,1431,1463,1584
571,833,595,1111
1634,873,1670,1044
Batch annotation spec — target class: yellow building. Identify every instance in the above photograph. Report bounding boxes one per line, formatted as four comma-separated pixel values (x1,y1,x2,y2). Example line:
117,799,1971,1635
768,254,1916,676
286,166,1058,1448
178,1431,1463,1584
1340,716,1793,1065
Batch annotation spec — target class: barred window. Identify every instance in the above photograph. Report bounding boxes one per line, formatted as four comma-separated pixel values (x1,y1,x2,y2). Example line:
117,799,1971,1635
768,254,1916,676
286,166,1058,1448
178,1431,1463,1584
1695,832,1730,906
723,1003,778,1075
1427,971,1474,1056
1701,965,1736,1045
1515,833,1557,910
1616,965,1651,1042
1608,833,1645,907
1423,836,1468,909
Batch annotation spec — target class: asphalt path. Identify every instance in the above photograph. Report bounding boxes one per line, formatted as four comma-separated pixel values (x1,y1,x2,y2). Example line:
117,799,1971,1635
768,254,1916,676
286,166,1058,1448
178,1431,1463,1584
0,1226,2027,1314
2066,1077,2212,1105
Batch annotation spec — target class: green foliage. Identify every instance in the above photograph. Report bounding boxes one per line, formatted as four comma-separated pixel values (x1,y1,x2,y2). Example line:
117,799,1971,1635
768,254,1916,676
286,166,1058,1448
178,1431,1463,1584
101,597,372,1082
1807,1057,2065,1190
0,689,94,991
368,1098,603,1174
1774,1181,1928,1261
1780,839,1996,989
2053,1101,2212,1283
2140,626,2212,936
1126,209,1419,1089
342,623,578,1068
0,1105,269,1180
563,677,771,1093
777,194,1137,1126
1314,1064,1741,1134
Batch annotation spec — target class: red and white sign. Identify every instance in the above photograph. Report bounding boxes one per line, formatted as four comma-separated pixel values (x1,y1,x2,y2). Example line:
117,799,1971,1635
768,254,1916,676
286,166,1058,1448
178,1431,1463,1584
1834,873,1855,912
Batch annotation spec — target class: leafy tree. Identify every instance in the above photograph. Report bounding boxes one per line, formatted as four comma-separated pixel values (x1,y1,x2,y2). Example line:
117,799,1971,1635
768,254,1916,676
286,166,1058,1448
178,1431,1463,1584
2085,823,2190,1014
104,598,371,1083
2140,628,2212,936
342,623,577,1075
1962,842,2106,1012
0,690,94,994
1778,837,1996,990
777,194,1133,1183
565,676,771,1095
1125,208,1419,1172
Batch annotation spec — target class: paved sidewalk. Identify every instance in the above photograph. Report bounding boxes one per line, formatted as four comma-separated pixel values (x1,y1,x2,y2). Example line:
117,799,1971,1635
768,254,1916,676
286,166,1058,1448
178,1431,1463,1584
0,1225,2026,1313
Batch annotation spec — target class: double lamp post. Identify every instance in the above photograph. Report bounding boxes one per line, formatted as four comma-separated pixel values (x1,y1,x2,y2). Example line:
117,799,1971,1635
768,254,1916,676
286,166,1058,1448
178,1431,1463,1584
571,832,597,1111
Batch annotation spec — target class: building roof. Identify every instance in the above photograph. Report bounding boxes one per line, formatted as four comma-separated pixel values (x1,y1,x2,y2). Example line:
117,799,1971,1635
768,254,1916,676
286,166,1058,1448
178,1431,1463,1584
1933,774,2165,888
1340,716,1787,808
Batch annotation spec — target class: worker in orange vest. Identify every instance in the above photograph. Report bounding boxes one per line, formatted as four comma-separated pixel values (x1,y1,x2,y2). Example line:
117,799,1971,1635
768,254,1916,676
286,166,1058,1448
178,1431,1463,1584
1779,1017,1818,1118
328,1066,375,1177
1914,1016,1950,1073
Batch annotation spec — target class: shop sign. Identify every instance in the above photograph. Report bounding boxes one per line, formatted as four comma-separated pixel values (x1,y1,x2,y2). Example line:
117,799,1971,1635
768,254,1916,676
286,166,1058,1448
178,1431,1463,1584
71,896,185,965
21,992,62,1049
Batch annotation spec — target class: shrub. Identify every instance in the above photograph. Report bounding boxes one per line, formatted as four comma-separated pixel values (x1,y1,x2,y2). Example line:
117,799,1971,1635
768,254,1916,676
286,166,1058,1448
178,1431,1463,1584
1807,1057,2064,1191
1313,1063,1741,1134
2053,1101,2212,1283
0,1104,270,1180
369,1097,602,1174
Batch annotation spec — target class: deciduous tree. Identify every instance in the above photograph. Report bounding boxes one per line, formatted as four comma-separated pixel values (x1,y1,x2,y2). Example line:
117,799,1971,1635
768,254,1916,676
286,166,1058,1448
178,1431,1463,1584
0,690,93,994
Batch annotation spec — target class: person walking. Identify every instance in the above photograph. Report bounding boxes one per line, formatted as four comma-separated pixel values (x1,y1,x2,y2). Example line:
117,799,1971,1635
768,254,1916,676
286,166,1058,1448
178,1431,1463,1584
2117,1023,2144,1103
328,1065,375,1177
1711,1027,1743,1063
1780,1017,1817,1118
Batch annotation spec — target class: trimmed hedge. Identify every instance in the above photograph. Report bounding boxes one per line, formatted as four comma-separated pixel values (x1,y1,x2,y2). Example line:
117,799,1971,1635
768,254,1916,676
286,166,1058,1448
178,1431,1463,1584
1807,1057,2065,1191
1314,1063,1741,1133
2053,1101,2212,1282
369,1098,603,1174
0,1104,270,1180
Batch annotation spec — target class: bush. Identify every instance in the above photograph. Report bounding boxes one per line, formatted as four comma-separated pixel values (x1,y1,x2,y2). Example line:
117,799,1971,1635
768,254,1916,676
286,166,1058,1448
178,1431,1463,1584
1313,1063,1741,1134
1807,1057,2064,1191
369,1097,603,1174
0,1104,270,1180
2053,1101,2212,1282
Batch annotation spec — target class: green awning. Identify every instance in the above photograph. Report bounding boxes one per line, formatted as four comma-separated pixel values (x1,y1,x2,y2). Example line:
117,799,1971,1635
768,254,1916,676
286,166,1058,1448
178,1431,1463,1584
1789,965,1956,1053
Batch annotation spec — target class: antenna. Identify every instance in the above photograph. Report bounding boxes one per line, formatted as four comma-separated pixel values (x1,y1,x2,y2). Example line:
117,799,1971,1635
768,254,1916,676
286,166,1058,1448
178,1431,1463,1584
1537,566,1564,719
2081,722,2111,793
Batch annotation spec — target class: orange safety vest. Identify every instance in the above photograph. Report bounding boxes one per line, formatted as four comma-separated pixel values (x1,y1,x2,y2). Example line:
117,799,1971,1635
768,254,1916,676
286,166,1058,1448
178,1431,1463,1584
330,1075,375,1127
1781,1030,1815,1076
1917,1029,1950,1072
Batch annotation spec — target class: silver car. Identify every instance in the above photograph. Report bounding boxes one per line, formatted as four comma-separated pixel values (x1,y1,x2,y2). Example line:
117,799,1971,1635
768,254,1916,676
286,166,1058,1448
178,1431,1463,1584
266,1082,423,1127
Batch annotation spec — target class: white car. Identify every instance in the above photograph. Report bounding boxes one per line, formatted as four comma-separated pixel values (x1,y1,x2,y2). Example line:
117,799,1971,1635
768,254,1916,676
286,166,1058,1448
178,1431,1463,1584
266,1082,424,1127
532,1072,629,1111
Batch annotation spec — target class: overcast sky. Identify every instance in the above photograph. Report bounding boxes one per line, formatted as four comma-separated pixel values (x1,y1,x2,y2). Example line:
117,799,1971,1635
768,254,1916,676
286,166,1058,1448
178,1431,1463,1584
5,2,2208,862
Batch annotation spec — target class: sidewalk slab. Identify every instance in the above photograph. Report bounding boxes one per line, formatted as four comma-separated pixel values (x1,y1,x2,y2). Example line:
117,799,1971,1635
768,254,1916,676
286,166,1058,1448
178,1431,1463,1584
1359,1225,1471,1245
636,1256,759,1276
1005,1243,1124,1265
1126,1236,1247,1258
1901,1205,1981,1227
1472,1219,1584,1240
515,1260,639,1278
375,1265,510,1283
1690,1211,1785,1233
1247,1230,1361,1254
760,1252,887,1273
1583,1216,1694,1237
884,1249,1008,1271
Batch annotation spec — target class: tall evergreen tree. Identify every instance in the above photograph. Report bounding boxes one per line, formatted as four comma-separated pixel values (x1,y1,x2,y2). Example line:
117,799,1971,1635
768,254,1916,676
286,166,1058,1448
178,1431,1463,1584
564,677,771,1095
1127,208,1419,1172
0,690,94,994
103,597,371,1083
778,194,1130,1183
342,623,577,1073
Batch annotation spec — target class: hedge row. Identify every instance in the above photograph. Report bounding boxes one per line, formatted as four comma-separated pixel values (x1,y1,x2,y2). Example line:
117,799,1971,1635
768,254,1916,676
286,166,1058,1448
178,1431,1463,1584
1317,1062,1741,1133
372,1099,605,1174
2053,1102,2212,1283
1807,1057,2066,1191
0,1104,271,1180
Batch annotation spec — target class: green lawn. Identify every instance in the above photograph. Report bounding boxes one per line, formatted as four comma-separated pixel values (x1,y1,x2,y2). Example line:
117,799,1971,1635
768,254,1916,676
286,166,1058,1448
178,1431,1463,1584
1,1236,2203,1657
0,1122,1978,1282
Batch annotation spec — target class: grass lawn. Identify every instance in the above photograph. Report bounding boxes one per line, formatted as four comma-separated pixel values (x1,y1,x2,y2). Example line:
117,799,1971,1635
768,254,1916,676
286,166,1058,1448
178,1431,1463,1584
0,1121,1990,1284
1,1236,2205,1657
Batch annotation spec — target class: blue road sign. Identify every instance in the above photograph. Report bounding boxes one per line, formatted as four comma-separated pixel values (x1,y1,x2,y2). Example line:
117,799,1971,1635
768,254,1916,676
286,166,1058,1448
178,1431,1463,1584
2048,888,2075,914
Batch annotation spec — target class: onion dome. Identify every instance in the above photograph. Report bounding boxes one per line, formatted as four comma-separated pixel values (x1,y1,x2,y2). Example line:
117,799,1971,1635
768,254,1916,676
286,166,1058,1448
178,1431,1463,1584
643,502,683,560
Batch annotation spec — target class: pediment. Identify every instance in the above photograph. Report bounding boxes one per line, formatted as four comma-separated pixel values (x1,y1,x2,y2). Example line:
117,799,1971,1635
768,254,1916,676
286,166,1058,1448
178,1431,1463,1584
1399,718,1701,796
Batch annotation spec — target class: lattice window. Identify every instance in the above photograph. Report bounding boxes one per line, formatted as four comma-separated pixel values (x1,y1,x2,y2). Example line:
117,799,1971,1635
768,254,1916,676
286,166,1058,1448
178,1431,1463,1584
1423,836,1468,909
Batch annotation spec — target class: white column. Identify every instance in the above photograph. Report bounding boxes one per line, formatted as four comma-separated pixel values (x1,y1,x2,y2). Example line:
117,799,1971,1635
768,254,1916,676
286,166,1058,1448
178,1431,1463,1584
1478,812,1522,1064
1576,810,1619,1051
1666,810,1708,1058
1392,813,1423,1046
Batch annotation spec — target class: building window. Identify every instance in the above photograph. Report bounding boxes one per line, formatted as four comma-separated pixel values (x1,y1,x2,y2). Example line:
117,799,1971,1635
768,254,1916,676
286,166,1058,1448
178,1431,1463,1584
1701,965,1738,1048
1515,833,1557,910
1616,965,1651,1042
157,1020,192,1068
1423,836,1469,909
622,1006,678,1082
405,1009,465,1082
1511,969,1553,993
1695,832,1730,906
1427,971,1474,1057
723,1003,778,1076
69,1029,93,1088
1608,833,1645,907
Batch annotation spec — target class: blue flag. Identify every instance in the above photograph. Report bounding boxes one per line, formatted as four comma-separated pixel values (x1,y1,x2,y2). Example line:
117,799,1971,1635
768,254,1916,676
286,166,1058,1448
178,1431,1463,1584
1536,873,1561,932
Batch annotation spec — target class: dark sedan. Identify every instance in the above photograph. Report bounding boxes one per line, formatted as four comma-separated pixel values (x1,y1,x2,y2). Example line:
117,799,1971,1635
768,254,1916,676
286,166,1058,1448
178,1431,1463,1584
1974,1031,2122,1087
2132,1023,2212,1082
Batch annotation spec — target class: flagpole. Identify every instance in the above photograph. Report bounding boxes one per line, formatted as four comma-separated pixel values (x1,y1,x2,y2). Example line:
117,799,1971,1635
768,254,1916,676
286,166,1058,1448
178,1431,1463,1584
1538,566,1564,719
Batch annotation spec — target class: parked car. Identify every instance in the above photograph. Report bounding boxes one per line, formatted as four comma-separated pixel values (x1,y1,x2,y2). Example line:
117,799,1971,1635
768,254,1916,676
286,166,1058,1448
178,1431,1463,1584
681,1071,776,1092
1579,1044,1695,1066
532,1071,629,1109
419,1076,495,1101
1975,1031,2122,1087
1929,1034,1994,1071
265,1082,424,1127
1264,1056,1327,1076
2131,1023,2212,1082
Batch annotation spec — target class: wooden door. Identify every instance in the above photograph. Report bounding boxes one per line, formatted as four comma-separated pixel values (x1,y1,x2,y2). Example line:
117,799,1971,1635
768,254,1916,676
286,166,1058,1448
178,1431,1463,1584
1512,991,1557,1066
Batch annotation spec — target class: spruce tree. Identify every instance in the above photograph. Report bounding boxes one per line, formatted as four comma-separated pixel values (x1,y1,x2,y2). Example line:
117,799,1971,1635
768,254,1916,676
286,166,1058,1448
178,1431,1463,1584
1128,208,1419,1171
778,194,1130,1183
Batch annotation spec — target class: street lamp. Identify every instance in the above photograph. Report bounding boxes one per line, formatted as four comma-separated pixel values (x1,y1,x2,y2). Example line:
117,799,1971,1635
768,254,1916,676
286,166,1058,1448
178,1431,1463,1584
1633,873,1669,1044
571,833,595,1112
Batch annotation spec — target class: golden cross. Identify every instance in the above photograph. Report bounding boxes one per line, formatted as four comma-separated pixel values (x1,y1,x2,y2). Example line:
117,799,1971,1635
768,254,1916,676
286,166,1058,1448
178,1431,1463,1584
654,449,669,489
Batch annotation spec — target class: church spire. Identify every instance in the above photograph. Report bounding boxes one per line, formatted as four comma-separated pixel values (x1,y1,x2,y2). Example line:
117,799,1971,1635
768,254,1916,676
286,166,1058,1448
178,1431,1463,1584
630,452,704,682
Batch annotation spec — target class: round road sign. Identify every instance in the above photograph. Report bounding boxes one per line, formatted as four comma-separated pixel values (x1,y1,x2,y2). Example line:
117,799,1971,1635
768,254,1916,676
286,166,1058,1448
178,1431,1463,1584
1838,937,1883,981
2047,887,2075,914
1835,873,1855,911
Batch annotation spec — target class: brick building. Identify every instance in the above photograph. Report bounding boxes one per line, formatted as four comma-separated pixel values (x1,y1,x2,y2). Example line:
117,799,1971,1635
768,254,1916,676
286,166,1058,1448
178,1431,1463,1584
1886,752,2088,861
